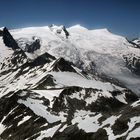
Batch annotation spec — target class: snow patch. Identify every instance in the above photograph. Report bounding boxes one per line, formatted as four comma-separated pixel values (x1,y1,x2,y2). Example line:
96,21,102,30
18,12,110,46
0,123,5,135
37,124,61,139
18,116,31,126
32,89,63,108
18,98,66,123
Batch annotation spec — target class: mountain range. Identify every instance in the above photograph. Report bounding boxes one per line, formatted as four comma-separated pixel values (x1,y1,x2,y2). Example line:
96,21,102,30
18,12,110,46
0,25,140,140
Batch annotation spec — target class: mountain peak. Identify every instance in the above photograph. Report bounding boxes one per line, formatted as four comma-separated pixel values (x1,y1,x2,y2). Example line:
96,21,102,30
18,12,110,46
0,26,4,30
49,24,69,38
95,28,110,32
68,24,88,30
2,27,20,50
90,28,113,35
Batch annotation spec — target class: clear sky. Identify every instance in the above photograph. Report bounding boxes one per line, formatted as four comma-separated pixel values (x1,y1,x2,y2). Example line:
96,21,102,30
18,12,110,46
0,0,140,39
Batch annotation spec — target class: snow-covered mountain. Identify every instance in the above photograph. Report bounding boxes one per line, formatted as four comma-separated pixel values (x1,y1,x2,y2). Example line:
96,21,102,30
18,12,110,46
9,25,140,95
0,25,140,140
133,38,140,46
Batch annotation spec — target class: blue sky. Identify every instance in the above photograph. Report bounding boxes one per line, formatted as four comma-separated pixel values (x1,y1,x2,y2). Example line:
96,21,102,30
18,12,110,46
0,0,140,39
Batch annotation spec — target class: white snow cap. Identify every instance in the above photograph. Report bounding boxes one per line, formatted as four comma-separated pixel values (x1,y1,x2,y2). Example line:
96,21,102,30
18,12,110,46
8,24,140,95
68,24,88,30
0,27,4,31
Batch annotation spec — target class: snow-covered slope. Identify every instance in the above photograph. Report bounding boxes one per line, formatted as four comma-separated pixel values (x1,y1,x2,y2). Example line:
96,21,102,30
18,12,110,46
133,38,140,46
0,25,140,140
9,25,140,95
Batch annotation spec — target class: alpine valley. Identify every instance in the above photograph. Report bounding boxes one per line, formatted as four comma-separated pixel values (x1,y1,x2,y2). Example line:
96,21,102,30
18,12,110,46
0,25,140,140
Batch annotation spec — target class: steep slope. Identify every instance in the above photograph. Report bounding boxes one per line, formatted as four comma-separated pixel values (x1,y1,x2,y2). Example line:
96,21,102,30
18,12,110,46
133,38,140,46
0,30,27,75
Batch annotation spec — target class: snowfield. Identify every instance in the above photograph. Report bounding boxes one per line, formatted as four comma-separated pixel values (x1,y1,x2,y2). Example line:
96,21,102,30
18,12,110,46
10,25,140,95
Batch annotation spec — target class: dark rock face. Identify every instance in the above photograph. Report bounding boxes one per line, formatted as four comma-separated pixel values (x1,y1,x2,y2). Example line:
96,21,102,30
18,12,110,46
25,38,40,53
2,27,19,50
0,29,3,36
112,118,129,135
0,48,27,71
131,38,140,49
51,57,77,72
132,57,140,75
62,26,70,39
123,54,140,75
18,37,41,53
53,125,108,140
0,88,139,139
0,89,68,140
52,87,86,115
0,91,49,140
34,74,56,89
52,87,138,113
126,38,140,49
0,28,28,71
29,52,56,66
11,49,27,66
0,88,137,139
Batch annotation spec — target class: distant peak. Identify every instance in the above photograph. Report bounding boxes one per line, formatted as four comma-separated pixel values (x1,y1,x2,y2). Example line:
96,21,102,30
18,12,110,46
0,27,8,32
49,24,69,38
92,28,110,33
69,24,88,30
49,24,64,29
100,28,109,32
0,27,4,30
3,27,9,32
71,24,82,28
2,27,20,50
